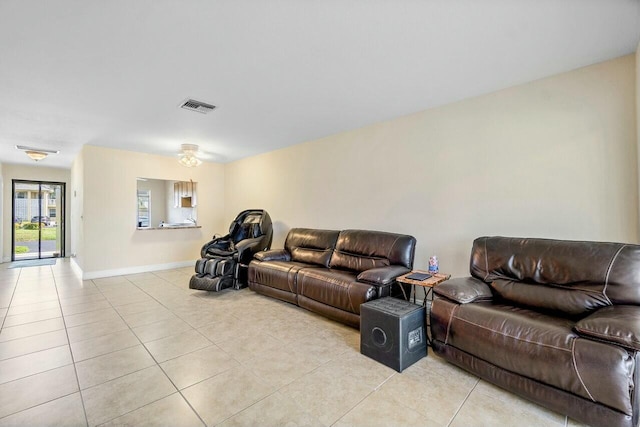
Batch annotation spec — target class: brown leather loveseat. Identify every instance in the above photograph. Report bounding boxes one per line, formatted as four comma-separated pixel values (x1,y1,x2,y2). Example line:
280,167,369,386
431,236,640,427
248,228,416,328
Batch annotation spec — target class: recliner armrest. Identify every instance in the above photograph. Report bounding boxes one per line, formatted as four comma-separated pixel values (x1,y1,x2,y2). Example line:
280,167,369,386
574,305,640,351
434,277,493,304
201,234,231,258
253,249,291,262
235,237,269,264
357,266,410,286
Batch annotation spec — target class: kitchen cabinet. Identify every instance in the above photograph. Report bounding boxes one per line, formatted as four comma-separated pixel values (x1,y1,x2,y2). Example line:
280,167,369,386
174,180,197,208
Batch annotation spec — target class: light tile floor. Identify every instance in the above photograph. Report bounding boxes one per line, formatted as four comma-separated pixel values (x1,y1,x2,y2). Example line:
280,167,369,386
0,259,590,427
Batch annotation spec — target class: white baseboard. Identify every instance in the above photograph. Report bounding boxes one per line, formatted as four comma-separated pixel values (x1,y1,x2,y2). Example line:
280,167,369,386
80,260,195,280
70,257,83,278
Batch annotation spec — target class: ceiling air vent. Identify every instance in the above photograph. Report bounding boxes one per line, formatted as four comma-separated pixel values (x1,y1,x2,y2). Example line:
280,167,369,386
179,98,216,114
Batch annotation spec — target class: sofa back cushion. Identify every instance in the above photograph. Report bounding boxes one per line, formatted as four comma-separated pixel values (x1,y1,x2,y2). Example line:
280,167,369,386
470,236,640,315
284,228,340,267
330,229,416,272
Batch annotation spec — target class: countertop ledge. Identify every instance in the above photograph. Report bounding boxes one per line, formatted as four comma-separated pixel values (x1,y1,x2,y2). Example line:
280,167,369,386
137,225,202,230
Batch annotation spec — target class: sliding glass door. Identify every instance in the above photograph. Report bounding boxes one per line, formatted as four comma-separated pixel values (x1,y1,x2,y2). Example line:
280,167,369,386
12,180,65,261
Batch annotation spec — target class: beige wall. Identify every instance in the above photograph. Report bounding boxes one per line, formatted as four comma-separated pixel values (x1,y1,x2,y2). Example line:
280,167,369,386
225,55,638,277
0,162,3,262
1,163,71,262
70,148,84,269
637,41,640,240
74,145,225,278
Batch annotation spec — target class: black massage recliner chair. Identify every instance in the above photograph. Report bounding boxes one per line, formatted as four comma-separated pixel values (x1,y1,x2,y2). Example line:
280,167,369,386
189,209,273,292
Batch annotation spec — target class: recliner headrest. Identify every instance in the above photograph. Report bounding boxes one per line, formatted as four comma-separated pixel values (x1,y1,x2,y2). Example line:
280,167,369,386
233,222,262,242
243,214,262,224
227,210,267,242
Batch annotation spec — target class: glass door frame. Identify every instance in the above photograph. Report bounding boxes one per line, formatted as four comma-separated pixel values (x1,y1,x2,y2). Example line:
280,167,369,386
11,179,66,261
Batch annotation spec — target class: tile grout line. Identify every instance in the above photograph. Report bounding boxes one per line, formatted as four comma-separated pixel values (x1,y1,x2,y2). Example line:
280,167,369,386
0,269,22,331
153,362,209,427
0,389,80,422
70,340,141,364
2,311,64,329
0,265,91,423
63,276,178,346
92,392,203,427
89,273,209,427
110,273,220,350
125,270,229,426
329,374,396,427
8,267,383,424
51,265,91,427
0,321,65,344
0,266,191,422
62,278,214,361
123,271,329,426
77,275,151,426
446,377,480,427
0,342,70,367
152,272,232,412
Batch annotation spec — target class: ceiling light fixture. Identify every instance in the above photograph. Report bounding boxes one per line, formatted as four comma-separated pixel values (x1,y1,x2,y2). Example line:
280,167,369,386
25,150,48,161
178,144,202,167
15,145,60,162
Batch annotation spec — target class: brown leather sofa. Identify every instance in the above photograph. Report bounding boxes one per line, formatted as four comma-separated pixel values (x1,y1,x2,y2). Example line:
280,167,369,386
248,228,416,328
431,236,640,427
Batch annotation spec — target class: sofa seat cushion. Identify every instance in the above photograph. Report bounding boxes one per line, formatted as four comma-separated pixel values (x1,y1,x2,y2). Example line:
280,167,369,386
297,269,377,314
445,301,635,414
249,261,319,294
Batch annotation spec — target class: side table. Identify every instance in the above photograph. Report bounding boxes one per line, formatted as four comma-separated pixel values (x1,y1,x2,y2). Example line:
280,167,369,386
396,270,451,306
395,270,450,347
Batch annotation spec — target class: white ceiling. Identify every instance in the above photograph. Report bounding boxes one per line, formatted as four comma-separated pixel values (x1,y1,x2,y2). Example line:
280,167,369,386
1,0,639,168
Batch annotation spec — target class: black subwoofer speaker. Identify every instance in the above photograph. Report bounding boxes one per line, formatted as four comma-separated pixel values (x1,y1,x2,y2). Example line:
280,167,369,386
360,297,426,372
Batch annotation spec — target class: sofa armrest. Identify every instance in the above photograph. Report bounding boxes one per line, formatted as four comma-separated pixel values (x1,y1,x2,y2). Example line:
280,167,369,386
433,277,493,304
357,266,411,286
574,305,640,351
253,249,291,262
